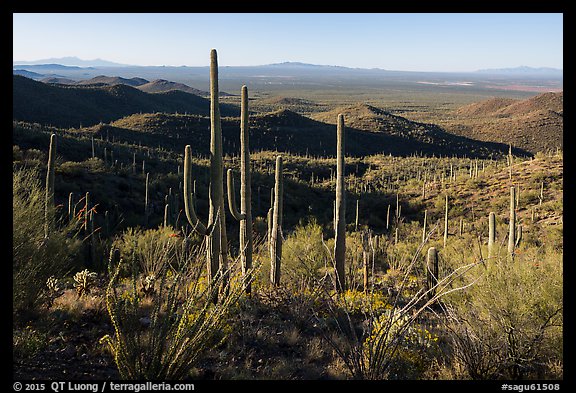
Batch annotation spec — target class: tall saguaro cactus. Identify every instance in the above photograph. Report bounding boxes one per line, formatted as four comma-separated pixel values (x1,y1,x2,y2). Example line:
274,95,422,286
422,209,427,244
426,247,439,300
488,211,496,259
334,114,346,293
443,194,449,247
508,186,516,257
270,155,283,286
44,133,57,238
182,49,228,294
227,85,253,294
508,144,513,181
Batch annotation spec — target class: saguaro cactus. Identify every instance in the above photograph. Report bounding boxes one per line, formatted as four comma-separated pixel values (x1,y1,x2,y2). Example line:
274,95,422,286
508,144,513,181
508,186,516,258
443,194,449,247
226,85,253,294
361,229,371,292
515,224,522,248
182,49,228,294
84,192,90,232
426,247,439,300
355,199,359,231
334,114,346,293
68,192,74,222
422,209,427,244
270,155,283,286
488,211,496,259
144,172,149,227
163,203,169,228
44,133,57,238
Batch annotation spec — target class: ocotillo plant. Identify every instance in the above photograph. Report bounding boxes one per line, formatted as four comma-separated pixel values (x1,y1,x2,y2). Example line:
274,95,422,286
182,49,228,294
508,186,516,258
226,85,253,294
334,114,346,293
426,247,439,300
488,212,496,259
44,133,56,238
270,155,283,286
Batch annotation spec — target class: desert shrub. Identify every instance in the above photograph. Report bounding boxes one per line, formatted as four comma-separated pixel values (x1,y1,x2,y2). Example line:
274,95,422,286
277,218,332,290
13,165,82,317
443,250,563,379
111,226,202,278
13,325,49,358
13,145,23,162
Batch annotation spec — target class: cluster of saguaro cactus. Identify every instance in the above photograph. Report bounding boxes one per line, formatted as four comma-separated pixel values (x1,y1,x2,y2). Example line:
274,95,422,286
183,49,228,295
334,114,346,293
270,155,283,286
226,85,254,294
44,133,57,238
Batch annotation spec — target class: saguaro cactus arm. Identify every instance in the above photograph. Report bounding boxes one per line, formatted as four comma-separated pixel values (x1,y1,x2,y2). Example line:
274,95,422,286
183,145,207,235
227,169,246,221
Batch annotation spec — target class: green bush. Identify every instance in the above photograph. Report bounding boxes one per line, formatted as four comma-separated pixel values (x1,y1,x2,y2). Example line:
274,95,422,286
444,250,563,379
13,166,82,317
111,226,203,277
281,218,331,290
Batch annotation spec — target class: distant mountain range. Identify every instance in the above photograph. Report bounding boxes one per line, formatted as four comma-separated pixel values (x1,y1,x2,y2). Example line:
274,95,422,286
13,57,563,75
13,60,563,94
475,66,563,76
13,56,129,67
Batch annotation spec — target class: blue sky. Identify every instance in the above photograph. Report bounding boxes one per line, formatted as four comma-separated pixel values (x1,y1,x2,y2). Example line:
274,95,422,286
13,13,563,72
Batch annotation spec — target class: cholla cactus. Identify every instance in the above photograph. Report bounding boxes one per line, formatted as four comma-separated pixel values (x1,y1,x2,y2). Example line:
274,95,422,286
141,274,156,296
74,269,98,297
45,276,63,307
